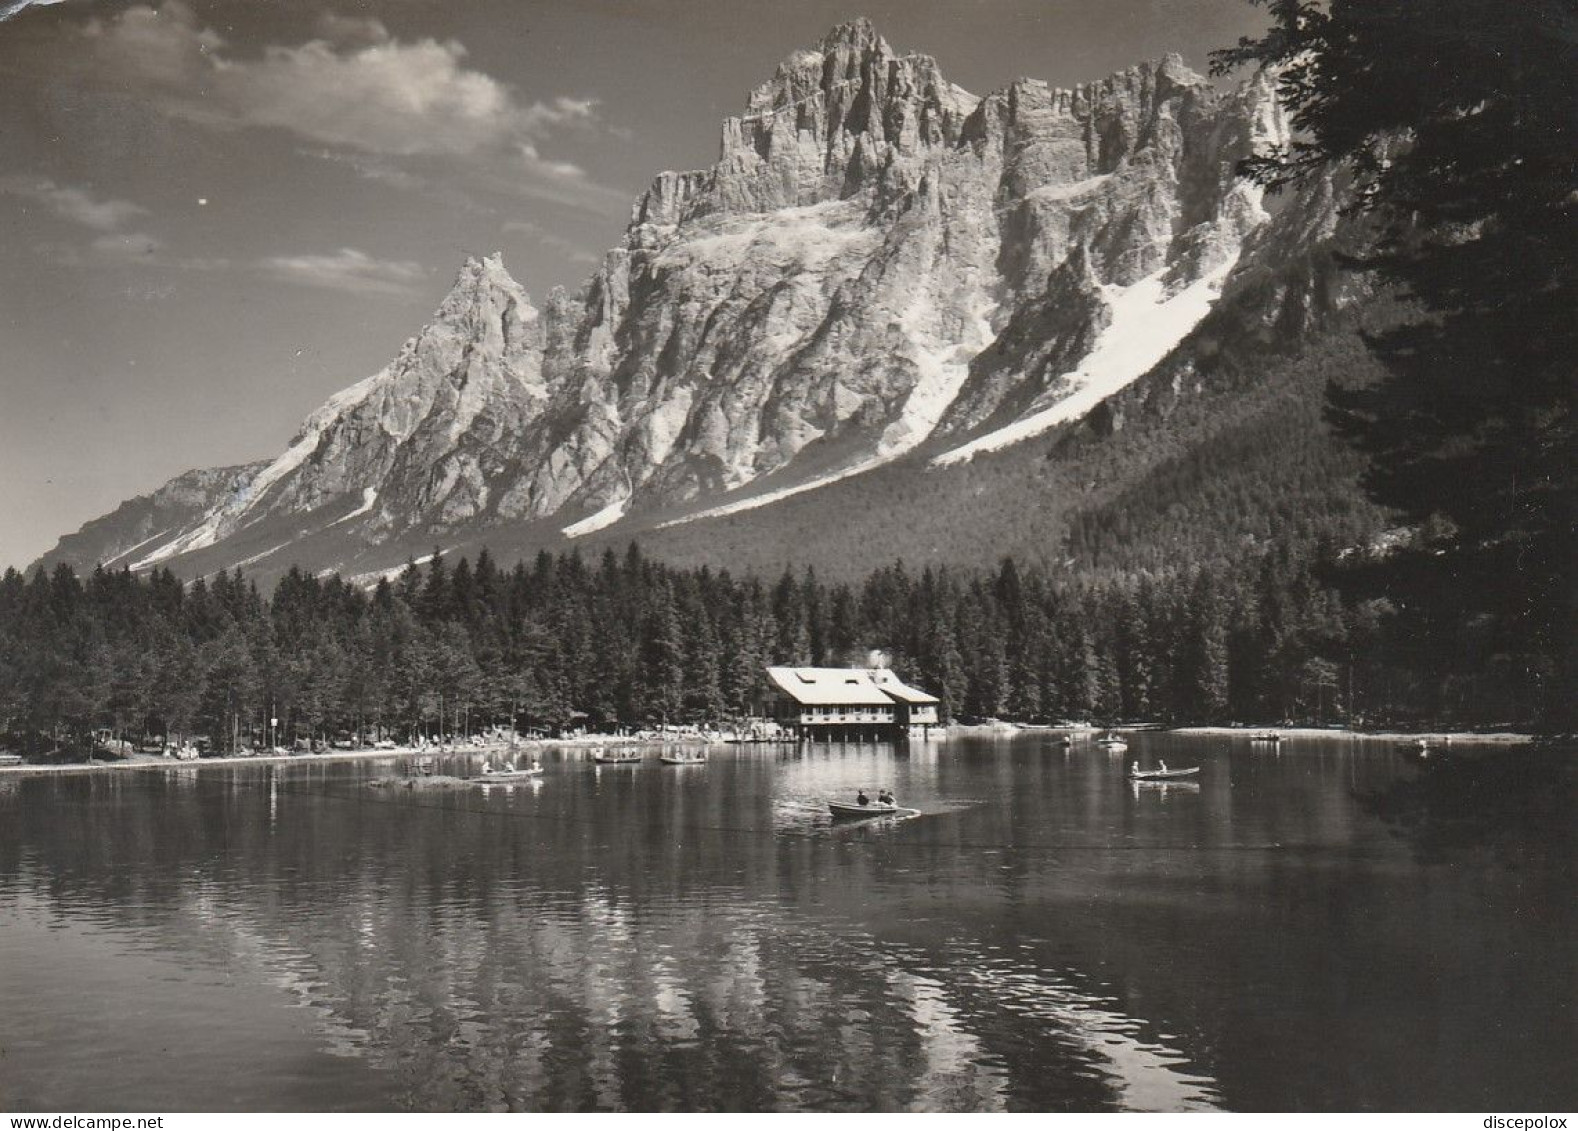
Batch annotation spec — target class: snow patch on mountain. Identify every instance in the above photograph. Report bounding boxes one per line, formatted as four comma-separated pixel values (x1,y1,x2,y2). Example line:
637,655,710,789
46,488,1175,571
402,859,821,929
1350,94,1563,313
328,487,379,527
562,496,631,538
655,451,897,529
103,528,174,570
882,293,998,456
932,255,1239,466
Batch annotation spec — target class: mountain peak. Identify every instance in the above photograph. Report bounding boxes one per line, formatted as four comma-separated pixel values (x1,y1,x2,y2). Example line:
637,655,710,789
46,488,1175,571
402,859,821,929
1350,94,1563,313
816,16,886,54
455,250,517,289
437,251,533,324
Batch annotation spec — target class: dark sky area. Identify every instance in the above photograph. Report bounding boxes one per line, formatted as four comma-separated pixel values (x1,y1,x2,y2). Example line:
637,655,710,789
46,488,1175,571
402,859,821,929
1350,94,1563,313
0,0,1267,568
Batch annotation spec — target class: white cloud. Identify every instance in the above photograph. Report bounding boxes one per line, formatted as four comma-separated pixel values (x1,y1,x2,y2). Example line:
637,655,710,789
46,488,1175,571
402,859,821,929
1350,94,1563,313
80,3,600,167
0,175,147,231
258,248,426,296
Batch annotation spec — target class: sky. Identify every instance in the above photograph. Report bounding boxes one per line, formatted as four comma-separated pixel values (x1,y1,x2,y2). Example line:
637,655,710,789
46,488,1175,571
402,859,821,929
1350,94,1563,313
0,0,1268,570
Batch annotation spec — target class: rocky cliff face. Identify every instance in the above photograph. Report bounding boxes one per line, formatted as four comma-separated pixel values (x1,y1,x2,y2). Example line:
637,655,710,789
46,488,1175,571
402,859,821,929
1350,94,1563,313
39,20,1329,580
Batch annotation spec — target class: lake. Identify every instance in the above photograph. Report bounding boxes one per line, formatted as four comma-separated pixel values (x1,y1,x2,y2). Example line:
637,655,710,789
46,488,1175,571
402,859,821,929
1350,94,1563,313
1,734,1572,1112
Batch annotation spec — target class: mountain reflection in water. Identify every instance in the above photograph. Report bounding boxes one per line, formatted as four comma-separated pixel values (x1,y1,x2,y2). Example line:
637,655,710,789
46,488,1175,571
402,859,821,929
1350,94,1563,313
0,735,1571,1112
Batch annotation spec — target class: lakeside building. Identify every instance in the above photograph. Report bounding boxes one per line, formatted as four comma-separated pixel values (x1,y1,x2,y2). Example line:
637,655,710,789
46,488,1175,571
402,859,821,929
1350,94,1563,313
765,666,941,742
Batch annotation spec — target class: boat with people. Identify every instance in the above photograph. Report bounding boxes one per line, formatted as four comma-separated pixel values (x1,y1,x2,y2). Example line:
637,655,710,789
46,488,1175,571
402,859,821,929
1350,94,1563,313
1251,731,1283,743
1096,732,1128,751
1129,762,1200,781
829,788,912,819
591,746,642,764
659,752,707,765
479,759,544,781
828,801,909,819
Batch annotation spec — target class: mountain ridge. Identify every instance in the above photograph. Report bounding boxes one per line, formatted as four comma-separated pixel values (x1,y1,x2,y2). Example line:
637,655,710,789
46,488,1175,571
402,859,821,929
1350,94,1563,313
34,20,1355,586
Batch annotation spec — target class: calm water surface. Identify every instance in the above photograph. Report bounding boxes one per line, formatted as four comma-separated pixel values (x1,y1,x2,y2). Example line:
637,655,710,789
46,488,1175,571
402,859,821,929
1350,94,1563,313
1,734,1572,1112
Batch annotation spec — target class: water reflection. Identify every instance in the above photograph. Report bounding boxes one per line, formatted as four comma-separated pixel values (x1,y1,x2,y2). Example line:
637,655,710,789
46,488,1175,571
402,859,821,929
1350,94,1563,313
0,735,1572,1111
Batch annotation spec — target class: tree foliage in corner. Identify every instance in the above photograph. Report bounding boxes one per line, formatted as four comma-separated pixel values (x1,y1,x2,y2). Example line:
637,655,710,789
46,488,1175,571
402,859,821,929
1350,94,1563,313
1214,0,1576,727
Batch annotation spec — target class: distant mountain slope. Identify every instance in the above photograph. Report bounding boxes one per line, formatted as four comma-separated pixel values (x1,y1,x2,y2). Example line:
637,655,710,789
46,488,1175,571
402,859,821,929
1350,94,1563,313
37,19,1379,586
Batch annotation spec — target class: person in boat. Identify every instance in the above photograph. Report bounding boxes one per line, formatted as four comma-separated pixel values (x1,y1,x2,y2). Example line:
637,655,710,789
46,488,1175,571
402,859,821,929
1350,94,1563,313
877,789,894,806
1158,760,1168,772
856,789,870,807
481,759,495,775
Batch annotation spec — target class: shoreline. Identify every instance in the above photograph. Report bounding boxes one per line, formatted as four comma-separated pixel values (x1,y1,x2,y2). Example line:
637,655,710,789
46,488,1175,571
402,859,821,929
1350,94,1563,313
1166,726,1534,743
1,724,1545,778
0,734,716,777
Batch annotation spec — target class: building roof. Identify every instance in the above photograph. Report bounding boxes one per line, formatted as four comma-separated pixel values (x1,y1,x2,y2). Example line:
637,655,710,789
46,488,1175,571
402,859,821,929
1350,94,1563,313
765,666,939,707
869,670,941,705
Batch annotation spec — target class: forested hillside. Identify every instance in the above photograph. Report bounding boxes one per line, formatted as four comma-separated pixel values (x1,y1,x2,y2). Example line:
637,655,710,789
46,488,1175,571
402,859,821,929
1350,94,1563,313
0,529,1520,762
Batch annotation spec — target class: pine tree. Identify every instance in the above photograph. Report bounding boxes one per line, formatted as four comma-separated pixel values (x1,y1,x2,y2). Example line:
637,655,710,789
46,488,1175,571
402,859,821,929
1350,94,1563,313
1215,0,1576,728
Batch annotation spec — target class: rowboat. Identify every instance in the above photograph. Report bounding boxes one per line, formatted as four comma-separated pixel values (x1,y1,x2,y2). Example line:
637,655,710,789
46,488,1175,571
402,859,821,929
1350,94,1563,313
1250,731,1283,742
480,766,543,781
1096,734,1128,751
592,749,642,764
659,754,707,765
1129,765,1200,781
828,801,910,819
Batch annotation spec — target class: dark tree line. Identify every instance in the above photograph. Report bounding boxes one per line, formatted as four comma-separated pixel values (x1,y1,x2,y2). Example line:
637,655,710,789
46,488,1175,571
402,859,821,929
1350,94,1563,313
0,537,1532,759
1215,0,1575,729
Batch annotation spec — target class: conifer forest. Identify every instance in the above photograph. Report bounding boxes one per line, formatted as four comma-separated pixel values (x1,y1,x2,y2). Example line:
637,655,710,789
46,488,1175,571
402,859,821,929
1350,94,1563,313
0,537,1546,759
